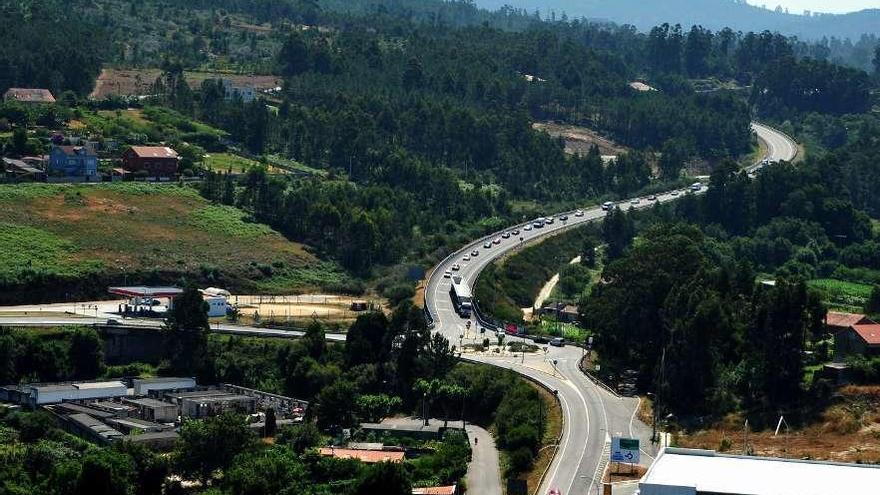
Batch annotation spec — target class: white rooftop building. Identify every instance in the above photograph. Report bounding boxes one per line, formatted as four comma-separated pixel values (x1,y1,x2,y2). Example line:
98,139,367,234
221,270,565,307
639,448,880,495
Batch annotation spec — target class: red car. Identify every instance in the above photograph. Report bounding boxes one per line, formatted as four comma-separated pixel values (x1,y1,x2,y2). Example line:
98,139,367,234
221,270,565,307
548,489,562,495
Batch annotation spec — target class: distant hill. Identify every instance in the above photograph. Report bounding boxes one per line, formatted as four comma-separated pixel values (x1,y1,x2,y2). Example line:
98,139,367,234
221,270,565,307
475,0,880,40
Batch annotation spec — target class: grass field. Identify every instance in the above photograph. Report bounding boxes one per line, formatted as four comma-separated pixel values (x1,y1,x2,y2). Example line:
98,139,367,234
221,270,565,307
0,183,349,303
203,153,261,173
808,278,873,311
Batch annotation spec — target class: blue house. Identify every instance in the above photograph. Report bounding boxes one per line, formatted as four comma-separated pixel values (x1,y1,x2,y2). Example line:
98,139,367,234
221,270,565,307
48,146,98,178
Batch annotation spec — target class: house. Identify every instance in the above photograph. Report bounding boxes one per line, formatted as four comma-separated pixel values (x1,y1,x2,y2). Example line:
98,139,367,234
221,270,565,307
834,323,880,361
2,157,45,181
221,79,256,103
826,311,872,334
412,487,458,495
121,146,180,177
48,146,99,179
3,88,56,104
539,303,580,324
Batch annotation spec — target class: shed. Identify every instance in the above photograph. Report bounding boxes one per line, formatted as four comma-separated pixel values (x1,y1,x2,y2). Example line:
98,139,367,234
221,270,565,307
834,323,880,361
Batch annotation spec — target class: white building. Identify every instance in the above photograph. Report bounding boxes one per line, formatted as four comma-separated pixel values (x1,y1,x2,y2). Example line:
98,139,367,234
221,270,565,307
639,447,880,495
28,381,127,406
133,377,196,396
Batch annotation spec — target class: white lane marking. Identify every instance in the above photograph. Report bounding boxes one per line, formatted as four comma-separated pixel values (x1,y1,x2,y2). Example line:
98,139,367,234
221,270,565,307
628,396,655,461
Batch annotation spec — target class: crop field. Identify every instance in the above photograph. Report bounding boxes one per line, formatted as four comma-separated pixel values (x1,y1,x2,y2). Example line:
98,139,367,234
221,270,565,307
0,183,348,303
808,278,873,311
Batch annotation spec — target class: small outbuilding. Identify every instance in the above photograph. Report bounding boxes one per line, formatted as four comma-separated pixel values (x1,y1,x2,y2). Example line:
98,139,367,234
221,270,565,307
121,146,180,177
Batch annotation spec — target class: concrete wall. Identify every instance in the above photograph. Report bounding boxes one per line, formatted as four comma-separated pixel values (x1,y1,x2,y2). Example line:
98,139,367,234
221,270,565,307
99,326,166,365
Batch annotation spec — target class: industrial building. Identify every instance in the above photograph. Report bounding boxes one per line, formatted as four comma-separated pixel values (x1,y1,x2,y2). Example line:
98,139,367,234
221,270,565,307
133,377,196,396
66,413,125,444
638,448,880,495
26,381,127,407
181,394,256,419
122,397,180,423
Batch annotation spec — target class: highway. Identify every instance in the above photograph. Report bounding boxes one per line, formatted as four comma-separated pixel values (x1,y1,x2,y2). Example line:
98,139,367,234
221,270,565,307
0,123,798,495
423,122,798,495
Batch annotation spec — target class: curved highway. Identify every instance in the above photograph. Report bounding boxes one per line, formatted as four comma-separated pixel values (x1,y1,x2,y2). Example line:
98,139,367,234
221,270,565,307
424,122,798,495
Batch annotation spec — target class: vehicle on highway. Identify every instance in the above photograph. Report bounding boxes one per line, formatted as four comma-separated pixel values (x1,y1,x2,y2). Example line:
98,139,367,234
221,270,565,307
451,264,461,271
502,232,511,239
533,335,549,344
450,279,473,318
602,201,614,210
550,337,565,347
762,158,770,166
546,217,555,225
691,181,702,191
462,254,471,261
493,237,501,245
548,489,562,495
648,195,657,201
443,270,452,279
524,224,533,231
559,214,568,221
512,229,520,235
106,319,121,326
575,209,584,217
483,241,492,249
631,198,640,205
670,190,680,196
471,249,479,257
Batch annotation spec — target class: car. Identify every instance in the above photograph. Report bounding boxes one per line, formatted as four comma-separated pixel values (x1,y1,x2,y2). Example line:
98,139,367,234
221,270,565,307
451,264,461,271
761,158,770,166
648,195,657,201
631,198,641,205
670,190,680,196
549,337,565,347
471,249,480,257
462,255,471,262
691,182,702,191
512,229,520,235
533,221,544,228
443,271,452,278
532,336,549,344
602,201,614,210
483,241,492,249
546,217,555,225
502,232,511,239
575,209,584,217
493,238,501,245
548,489,562,495
559,215,568,221
524,224,533,231
106,319,121,326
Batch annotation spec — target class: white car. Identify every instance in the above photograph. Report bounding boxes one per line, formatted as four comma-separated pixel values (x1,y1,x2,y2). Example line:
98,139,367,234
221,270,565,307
493,238,501,245
471,249,480,257
462,255,471,262
670,190,680,196
575,209,584,217
451,264,461,271
524,224,533,231
631,198,640,205
602,201,614,210
502,232,511,239
483,241,492,249
443,271,452,278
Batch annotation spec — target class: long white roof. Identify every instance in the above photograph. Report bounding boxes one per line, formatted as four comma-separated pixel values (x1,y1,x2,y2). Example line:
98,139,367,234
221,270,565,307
640,448,880,495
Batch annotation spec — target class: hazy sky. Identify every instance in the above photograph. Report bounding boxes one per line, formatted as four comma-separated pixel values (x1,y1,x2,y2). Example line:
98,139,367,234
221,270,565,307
746,0,878,14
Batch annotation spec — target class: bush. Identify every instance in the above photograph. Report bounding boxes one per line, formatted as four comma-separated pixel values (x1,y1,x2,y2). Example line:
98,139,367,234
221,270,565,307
384,283,415,306
508,447,534,473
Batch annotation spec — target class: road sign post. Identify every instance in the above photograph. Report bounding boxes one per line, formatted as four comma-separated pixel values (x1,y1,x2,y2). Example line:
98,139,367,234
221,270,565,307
610,436,640,466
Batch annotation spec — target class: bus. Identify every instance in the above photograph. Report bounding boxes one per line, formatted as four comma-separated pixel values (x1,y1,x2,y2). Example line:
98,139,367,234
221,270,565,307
450,277,473,318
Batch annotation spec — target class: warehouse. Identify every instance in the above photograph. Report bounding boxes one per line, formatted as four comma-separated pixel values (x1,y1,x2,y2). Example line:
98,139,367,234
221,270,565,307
26,381,127,407
639,448,880,495
181,394,256,419
67,413,125,444
133,377,196,396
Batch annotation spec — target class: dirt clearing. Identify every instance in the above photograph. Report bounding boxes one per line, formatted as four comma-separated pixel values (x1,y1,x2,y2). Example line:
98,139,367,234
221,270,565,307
91,69,282,99
533,122,629,157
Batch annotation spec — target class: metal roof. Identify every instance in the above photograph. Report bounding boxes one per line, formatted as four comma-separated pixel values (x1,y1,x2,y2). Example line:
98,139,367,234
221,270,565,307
128,146,179,159
640,448,880,495
75,381,126,390
108,286,184,298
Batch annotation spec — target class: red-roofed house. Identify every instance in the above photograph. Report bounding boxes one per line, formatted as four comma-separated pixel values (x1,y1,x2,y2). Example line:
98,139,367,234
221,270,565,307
834,320,880,362
318,447,405,464
122,146,180,177
3,88,56,104
826,311,872,333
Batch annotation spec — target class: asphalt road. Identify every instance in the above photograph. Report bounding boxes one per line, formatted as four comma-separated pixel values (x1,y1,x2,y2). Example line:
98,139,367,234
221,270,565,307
423,122,798,495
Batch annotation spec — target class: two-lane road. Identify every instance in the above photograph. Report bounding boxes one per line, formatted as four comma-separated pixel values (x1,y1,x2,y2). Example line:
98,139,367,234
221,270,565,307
424,122,797,495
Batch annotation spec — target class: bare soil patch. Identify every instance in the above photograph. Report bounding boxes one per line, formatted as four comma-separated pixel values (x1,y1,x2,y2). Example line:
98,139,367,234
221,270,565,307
91,69,282,99
533,122,628,157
